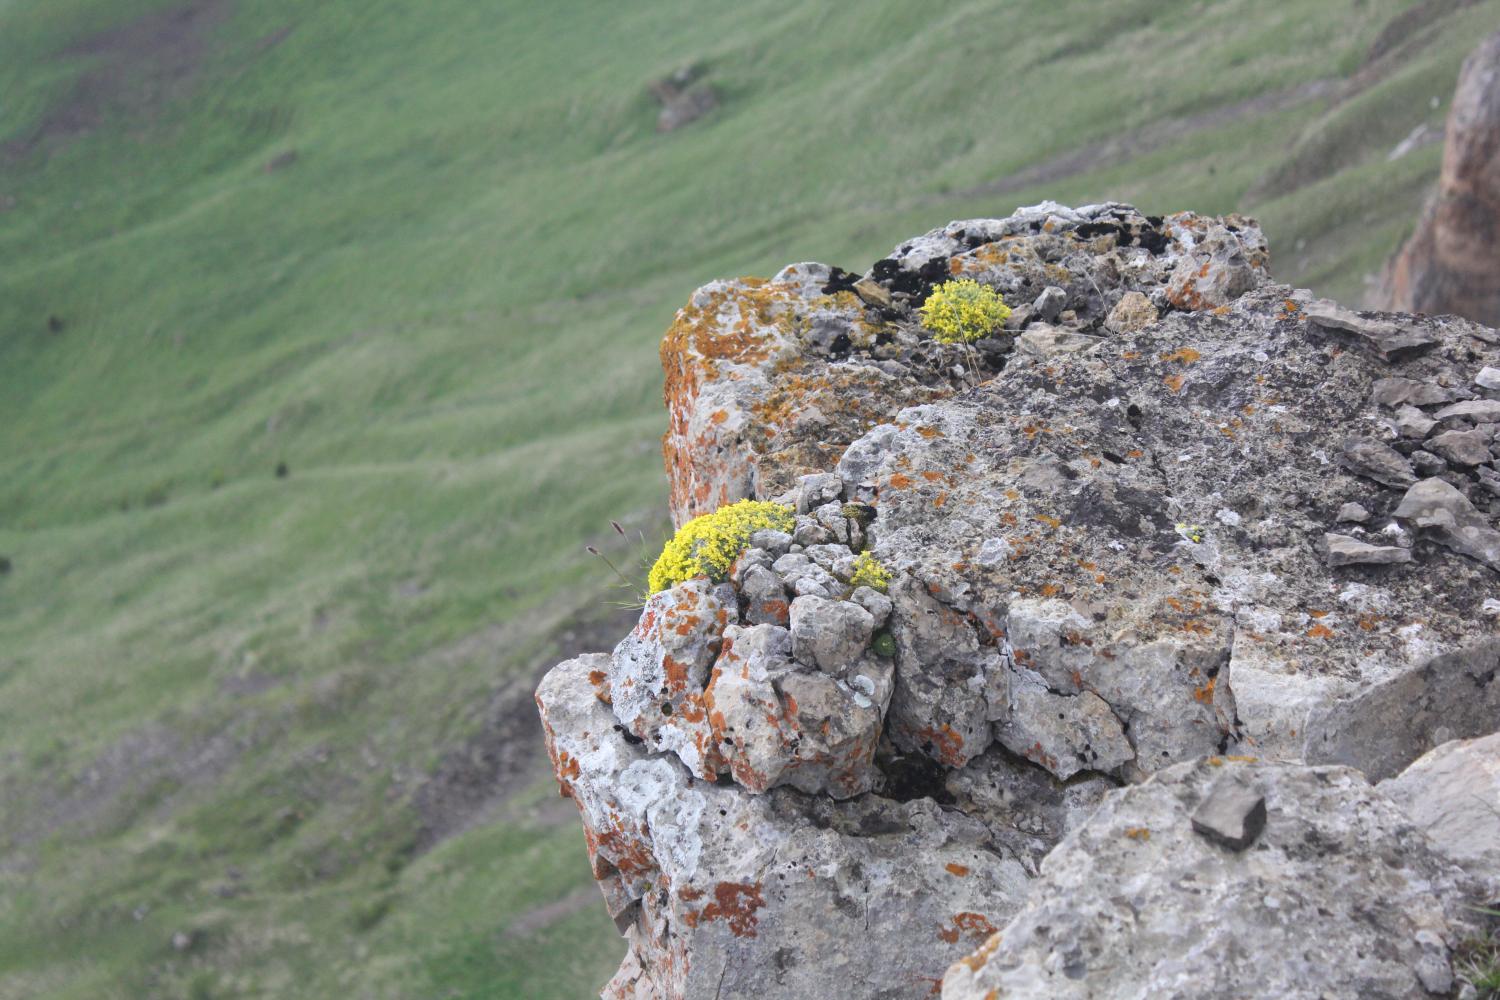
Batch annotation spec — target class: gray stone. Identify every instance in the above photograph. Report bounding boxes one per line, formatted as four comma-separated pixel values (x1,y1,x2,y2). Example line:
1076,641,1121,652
789,594,873,674
1189,773,1267,850
1435,398,1500,423
1380,732,1500,897
1477,365,1500,391
739,563,790,627
1340,436,1416,488
1336,502,1370,523
1305,299,1441,361
848,585,892,628
1305,637,1500,781
1393,403,1438,439
1411,448,1448,476
1016,325,1103,358
1032,285,1066,323
1429,428,1493,466
1394,477,1500,569
1323,531,1412,567
706,623,889,797
795,472,844,514
607,579,725,772
942,760,1472,1000
547,203,1500,996
748,528,793,556
1371,376,1458,408
990,666,1134,780
1165,224,1263,310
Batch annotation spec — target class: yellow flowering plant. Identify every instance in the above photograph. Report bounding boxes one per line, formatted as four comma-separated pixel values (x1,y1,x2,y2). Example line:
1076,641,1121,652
849,551,891,593
647,499,794,593
919,279,1011,344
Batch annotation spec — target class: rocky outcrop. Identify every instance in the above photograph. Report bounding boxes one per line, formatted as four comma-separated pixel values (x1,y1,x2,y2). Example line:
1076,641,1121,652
1384,30,1500,325
536,202,1500,998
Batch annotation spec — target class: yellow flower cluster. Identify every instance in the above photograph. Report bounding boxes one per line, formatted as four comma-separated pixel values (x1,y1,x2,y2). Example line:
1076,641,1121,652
849,551,891,593
919,279,1011,344
647,499,795,594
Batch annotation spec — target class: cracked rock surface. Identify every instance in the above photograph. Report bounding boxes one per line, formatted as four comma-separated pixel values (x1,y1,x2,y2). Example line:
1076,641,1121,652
535,202,1500,998
940,759,1477,1000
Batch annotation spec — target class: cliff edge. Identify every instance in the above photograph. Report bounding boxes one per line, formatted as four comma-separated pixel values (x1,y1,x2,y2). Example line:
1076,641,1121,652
538,202,1500,998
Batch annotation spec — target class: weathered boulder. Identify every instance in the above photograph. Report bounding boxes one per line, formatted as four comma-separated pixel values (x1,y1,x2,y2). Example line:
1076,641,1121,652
1384,29,1500,326
942,759,1476,1000
1381,732,1500,898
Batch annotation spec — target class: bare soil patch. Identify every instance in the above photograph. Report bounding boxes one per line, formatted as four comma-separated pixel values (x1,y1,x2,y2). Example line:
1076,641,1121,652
3,0,233,160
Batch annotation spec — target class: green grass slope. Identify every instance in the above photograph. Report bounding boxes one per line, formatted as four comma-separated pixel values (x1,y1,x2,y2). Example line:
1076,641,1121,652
1,0,1494,996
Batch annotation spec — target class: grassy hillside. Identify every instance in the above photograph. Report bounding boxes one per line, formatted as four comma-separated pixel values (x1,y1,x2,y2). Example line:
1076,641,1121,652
2,0,1494,996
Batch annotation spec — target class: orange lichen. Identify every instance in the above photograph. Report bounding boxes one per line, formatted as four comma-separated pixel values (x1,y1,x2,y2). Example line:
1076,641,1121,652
938,912,998,945
696,881,766,938
1124,827,1152,841
1164,374,1186,393
1307,623,1335,639
945,863,971,877
1159,347,1202,364
918,724,968,767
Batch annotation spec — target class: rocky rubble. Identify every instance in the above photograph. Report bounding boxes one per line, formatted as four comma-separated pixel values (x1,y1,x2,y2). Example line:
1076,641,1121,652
536,202,1500,998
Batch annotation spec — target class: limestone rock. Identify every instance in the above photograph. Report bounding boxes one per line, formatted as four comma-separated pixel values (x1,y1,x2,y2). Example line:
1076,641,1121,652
608,580,728,776
1164,219,1268,310
942,760,1474,1000
789,595,874,674
1323,531,1412,567
1304,299,1440,362
1394,477,1500,569
1380,732,1500,897
1305,637,1500,781
537,655,1035,1000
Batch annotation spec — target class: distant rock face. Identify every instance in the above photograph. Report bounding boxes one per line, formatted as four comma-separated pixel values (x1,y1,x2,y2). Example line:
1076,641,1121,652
1384,30,1500,325
537,201,1500,998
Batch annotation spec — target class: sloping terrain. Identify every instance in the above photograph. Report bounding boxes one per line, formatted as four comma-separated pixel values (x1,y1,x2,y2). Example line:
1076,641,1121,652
1,0,1496,996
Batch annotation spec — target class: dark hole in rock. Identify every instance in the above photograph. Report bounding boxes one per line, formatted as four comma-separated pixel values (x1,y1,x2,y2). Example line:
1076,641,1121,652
877,748,956,805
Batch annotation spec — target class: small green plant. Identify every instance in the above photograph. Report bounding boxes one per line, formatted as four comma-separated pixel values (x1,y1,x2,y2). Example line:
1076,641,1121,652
849,551,891,592
647,499,794,594
587,519,659,608
1458,906,1500,998
919,279,1011,344
870,631,896,658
